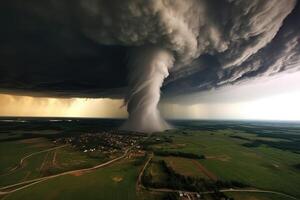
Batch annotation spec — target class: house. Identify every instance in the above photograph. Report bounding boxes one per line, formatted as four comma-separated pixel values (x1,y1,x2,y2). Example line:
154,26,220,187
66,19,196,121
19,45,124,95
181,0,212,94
179,191,183,197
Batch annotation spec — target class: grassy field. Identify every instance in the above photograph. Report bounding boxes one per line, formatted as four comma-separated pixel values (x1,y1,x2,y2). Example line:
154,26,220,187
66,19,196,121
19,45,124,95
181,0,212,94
149,129,300,198
162,156,210,179
48,146,106,173
0,137,55,175
2,159,140,200
143,159,168,185
225,192,295,200
1,119,300,200
0,138,106,187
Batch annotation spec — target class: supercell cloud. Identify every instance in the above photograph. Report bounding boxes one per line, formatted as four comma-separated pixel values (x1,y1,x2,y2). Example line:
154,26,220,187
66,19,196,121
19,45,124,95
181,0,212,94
0,0,300,131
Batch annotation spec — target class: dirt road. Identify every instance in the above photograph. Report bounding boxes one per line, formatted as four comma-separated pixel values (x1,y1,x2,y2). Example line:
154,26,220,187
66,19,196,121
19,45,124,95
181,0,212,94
0,147,132,195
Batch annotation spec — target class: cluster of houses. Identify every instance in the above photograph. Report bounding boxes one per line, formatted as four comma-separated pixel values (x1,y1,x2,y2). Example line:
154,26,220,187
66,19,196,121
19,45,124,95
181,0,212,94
179,191,202,200
53,131,144,155
178,191,232,200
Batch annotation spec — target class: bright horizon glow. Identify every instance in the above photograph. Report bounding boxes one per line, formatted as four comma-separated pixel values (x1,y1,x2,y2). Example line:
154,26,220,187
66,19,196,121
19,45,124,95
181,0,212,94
162,71,300,121
1,71,300,121
0,95,127,118
161,90,300,121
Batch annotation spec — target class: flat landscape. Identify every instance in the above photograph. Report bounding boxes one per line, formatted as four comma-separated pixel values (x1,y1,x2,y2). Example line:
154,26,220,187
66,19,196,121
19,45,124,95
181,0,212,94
0,118,300,200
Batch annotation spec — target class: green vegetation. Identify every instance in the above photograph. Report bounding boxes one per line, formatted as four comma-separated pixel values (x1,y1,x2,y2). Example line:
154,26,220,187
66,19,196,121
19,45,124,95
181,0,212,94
3,159,140,200
0,139,106,187
225,192,294,200
142,160,169,187
0,138,55,175
153,150,205,159
163,156,208,179
45,146,107,174
143,158,247,194
293,163,300,170
146,129,300,198
1,118,300,200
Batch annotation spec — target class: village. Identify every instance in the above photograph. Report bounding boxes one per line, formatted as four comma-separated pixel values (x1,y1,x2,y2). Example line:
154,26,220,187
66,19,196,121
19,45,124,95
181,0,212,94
177,191,231,200
53,131,146,157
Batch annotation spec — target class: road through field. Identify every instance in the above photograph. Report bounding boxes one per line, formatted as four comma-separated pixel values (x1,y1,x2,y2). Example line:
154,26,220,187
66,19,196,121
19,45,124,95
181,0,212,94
143,185,299,200
18,144,69,167
136,154,299,200
0,147,133,195
0,144,68,178
136,153,153,191
218,189,299,200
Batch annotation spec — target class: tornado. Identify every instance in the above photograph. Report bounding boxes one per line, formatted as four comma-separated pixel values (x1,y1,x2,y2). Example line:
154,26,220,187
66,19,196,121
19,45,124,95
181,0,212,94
121,46,174,133
3,0,297,133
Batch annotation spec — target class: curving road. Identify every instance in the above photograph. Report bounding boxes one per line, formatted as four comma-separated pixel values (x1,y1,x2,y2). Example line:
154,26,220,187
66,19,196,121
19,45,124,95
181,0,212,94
146,187,299,200
136,153,299,200
219,189,299,200
0,144,68,178
136,153,153,191
0,147,132,195
3,137,297,200
18,144,69,167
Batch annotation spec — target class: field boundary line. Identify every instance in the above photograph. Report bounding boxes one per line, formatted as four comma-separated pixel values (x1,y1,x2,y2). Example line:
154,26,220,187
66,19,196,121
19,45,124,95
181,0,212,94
0,144,68,178
0,147,133,195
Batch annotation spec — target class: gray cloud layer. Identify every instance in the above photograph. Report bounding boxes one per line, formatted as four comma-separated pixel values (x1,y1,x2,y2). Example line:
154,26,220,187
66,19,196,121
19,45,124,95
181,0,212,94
0,0,299,99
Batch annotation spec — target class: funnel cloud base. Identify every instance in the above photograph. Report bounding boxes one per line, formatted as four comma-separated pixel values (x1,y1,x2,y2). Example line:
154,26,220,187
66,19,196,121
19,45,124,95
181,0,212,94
121,46,174,133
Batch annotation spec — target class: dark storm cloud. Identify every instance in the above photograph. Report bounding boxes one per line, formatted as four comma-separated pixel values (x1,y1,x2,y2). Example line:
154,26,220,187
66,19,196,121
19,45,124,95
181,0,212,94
0,0,299,98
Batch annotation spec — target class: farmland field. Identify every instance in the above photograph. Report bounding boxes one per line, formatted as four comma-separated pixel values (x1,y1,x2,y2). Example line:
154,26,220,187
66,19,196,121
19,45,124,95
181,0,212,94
143,159,169,184
2,159,140,200
163,156,212,179
1,118,300,200
0,138,109,187
145,121,300,199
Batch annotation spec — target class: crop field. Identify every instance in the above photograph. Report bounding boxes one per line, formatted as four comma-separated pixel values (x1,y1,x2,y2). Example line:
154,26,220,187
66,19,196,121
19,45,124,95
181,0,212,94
1,119,300,200
148,128,300,198
0,137,55,175
0,137,106,187
163,156,212,179
144,160,168,185
48,146,106,173
225,192,294,200
2,159,141,200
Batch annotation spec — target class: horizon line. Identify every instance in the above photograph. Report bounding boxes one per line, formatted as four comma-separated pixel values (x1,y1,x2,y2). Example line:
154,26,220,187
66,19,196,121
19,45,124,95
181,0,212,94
0,115,300,123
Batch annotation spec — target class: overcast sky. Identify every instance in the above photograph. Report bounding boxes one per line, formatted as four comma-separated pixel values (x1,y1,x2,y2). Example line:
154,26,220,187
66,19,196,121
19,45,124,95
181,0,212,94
162,71,300,121
0,1,299,125
1,71,300,121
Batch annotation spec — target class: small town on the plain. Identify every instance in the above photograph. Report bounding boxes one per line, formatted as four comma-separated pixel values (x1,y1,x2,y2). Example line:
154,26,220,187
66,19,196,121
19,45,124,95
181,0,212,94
1,119,300,200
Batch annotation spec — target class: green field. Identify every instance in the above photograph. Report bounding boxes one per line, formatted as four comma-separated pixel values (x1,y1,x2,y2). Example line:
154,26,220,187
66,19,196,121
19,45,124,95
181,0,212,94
0,137,55,175
225,192,294,200
163,156,210,179
0,138,106,187
148,129,300,198
145,160,168,184
1,119,300,200
2,159,140,200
